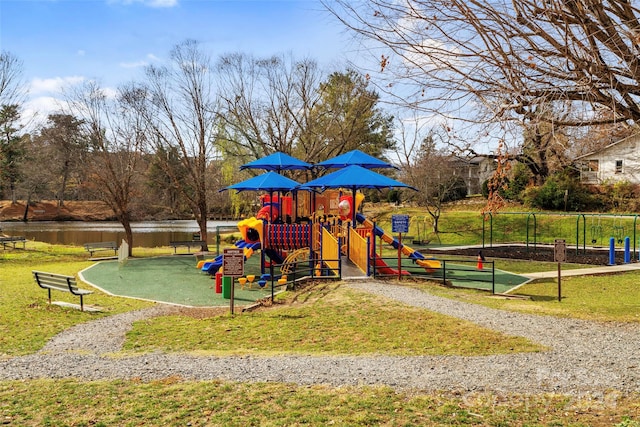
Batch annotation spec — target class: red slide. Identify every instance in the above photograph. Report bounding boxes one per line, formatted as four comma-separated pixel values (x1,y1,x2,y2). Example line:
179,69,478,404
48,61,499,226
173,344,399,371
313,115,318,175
374,257,410,275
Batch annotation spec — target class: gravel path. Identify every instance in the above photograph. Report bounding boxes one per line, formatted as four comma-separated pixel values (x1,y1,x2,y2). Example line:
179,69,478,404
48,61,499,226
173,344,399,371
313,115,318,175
1,281,638,396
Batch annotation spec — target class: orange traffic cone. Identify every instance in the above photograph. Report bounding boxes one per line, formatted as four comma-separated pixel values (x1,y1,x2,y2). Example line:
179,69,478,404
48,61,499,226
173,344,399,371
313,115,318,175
477,252,484,270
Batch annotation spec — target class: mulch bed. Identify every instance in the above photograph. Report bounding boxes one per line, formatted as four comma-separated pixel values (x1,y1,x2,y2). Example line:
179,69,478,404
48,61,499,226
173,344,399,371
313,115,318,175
432,245,631,266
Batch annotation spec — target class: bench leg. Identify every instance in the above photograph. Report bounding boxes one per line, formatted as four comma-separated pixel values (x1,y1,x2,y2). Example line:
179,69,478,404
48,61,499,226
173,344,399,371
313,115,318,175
47,289,52,305
80,295,84,312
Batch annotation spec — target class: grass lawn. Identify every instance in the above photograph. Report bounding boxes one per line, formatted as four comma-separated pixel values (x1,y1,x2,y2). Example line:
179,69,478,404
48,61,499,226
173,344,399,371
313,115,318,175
0,242,153,356
2,240,640,426
424,271,640,322
123,282,541,356
2,379,638,426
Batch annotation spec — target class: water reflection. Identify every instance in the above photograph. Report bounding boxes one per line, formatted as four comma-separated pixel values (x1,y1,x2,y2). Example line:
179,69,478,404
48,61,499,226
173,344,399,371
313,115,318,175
0,220,238,247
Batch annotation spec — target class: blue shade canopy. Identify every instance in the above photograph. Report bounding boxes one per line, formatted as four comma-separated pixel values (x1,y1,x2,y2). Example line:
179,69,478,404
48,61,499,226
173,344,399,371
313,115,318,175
221,172,301,193
315,149,398,170
239,152,312,171
300,165,415,191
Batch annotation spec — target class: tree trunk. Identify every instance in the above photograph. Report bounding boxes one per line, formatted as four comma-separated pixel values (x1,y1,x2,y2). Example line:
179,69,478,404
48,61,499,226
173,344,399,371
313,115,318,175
122,218,134,257
22,196,30,222
57,166,69,208
196,204,208,252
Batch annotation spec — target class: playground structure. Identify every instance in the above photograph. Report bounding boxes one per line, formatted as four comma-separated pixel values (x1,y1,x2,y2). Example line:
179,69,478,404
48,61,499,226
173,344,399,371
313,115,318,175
200,160,444,281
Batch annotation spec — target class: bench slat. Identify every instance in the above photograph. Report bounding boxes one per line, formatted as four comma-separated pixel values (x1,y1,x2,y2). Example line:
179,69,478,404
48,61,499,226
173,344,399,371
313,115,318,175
84,242,117,249
83,241,118,257
33,271,93,311
38,283,69,292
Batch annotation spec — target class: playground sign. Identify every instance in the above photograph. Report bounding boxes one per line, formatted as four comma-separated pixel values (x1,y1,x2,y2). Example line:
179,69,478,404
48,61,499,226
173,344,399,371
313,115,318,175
392,215,410,233
223,248,244,277
554,239,566,263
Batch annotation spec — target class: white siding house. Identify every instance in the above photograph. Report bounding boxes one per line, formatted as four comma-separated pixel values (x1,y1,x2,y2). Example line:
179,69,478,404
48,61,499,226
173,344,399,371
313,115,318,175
575,134,640,184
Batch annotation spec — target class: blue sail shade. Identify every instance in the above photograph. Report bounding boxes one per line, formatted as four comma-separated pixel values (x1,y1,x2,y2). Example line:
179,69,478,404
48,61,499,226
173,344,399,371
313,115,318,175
239,152,312,171
300,165,415,224
315,149,397,170
300,165,414,191
220,172,301,192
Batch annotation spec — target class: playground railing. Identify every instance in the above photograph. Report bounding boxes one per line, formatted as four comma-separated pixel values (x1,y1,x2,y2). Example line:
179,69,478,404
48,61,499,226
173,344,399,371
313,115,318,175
266,256,342,300
370,254,497,294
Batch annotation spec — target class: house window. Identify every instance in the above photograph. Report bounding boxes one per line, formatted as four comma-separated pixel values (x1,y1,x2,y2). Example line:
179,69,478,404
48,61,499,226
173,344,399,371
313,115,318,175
588,160,599,172
615,160,623,173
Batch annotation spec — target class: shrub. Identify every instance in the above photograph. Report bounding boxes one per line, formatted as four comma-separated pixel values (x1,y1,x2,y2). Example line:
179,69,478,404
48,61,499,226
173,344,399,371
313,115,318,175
601,180,640,211
482,163,532,201
441,176,468,202
522,173,600,211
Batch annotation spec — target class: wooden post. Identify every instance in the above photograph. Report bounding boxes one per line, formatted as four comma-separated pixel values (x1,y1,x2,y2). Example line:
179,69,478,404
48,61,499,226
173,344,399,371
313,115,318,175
557,262,562,302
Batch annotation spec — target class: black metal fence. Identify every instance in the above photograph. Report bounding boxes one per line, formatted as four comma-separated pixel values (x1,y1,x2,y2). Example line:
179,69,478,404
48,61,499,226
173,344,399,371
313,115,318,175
371,255,497,293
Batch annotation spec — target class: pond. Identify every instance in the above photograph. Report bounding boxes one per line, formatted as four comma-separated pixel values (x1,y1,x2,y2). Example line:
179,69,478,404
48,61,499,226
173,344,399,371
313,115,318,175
0,220,239,248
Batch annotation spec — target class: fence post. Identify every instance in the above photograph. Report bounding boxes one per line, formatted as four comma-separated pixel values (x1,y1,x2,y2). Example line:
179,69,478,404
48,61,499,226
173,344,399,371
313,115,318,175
292,261,297,284
442,260,447,286
216,226,220,256
492,261,495,294
269,263,275,300
366,234,371,276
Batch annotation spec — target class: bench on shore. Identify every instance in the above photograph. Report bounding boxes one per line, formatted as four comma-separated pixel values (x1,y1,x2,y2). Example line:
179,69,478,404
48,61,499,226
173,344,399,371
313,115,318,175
169,240,206,254
84,241,118,257
33,271,93,311
0,236,26,249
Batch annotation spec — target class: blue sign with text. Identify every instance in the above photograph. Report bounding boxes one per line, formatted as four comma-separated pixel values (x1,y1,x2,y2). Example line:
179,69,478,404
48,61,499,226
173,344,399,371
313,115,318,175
392,214,410,233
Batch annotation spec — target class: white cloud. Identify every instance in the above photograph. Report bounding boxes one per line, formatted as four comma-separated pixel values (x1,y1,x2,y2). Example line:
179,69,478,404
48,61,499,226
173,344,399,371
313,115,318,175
120,53,160,69
101,87,119,99
21,96,69,130
29,76,86,95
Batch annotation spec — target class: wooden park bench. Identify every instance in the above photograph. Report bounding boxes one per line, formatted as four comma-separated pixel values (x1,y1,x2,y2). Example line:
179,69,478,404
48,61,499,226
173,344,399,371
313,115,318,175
83,241,118,257
169,240,206,254
0,236,27,249
33,271,93,311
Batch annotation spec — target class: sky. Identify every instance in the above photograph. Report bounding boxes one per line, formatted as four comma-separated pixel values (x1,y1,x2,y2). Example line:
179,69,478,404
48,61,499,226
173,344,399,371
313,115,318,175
0,0,357,126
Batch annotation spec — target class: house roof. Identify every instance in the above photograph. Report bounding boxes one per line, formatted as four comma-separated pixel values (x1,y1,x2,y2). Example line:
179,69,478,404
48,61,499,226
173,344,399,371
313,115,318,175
574,133,640,161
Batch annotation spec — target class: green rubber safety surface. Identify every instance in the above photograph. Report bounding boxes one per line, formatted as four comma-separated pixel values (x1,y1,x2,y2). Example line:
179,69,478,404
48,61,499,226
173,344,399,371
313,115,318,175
80,255,272,307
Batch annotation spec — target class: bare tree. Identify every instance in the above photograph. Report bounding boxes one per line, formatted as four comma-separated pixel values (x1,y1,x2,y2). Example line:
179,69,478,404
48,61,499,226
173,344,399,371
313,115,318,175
216,53,324,180
0,51,26,107
217,54,395,180
135,40,219,251
66,81,147,256
325,1,640,130
301,69,395,170
397,121,463,234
